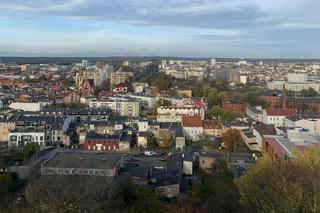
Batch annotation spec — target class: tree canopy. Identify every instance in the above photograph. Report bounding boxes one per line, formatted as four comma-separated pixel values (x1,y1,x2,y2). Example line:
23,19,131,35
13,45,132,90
238,146,320,213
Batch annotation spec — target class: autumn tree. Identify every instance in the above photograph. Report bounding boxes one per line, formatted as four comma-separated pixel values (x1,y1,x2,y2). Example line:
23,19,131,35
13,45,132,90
156,99,171,107
158,131,174,149
238,146,320,212
222,129,243,152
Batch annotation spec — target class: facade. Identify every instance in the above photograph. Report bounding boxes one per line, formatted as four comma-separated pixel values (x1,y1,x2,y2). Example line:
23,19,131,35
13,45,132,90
175,127,185,150
83,132,130,152
261,94,283,109
0,119,16,142
203,120,222,137
110,72,134,89
157,106,205,123
41,152,120,177
182,115,203,141
246,106,263,122
262,108,298,127
8,128,46,146
84,132,120,152
89,100,140,117
222,101,248,115
9,102,48,112
284,116,320,135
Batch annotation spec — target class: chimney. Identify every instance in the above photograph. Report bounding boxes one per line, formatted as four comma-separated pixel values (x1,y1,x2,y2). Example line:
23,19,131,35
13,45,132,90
282,84,287,109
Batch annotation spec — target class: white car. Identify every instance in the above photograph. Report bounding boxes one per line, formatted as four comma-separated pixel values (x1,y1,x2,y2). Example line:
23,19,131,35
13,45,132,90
144,151,156,156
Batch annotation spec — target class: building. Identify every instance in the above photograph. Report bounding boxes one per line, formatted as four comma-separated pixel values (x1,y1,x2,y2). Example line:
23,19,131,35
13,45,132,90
182,115,203,141
284,116,320,135
175,127,186,150
262,108,298,127
9,102,49,112
83,131,130,152
222,101,248,115
157,106,205,123
0,118,16,142
41,151,121,177
203,120,222,137
8,128,46,146
261,93,284,109
81,60,89,68
215,68,240,83
252,123,276,151
287,97,320,112
110,72,134,89
89,100,140,117
246,106,263,122
268,73,320,93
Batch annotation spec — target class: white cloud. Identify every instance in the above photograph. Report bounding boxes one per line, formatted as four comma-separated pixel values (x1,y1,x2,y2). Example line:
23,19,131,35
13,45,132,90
0,0,87,12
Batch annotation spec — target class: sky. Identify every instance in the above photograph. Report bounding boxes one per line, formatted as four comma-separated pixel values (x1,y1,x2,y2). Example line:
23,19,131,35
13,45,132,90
0,0,320,58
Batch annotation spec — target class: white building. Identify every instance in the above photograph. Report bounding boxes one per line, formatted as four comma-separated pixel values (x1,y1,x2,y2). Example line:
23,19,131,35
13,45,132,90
284,116,320,135
89,100,140,117
81,60,89,68
8,129,46,147
157,106,205,123
9,102,49,112
246,106,263,122
182,116,203,141
262,108,298,127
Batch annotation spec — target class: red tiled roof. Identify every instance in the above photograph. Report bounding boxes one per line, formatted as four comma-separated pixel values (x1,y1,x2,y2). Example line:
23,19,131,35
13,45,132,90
182,115,203,127
266,108,298,116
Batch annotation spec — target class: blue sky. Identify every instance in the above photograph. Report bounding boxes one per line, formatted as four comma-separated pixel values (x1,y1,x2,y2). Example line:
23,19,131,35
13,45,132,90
0,0,320,58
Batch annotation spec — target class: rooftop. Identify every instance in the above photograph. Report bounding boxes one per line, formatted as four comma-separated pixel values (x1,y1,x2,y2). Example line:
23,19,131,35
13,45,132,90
44,151,121,169
182,115,203,127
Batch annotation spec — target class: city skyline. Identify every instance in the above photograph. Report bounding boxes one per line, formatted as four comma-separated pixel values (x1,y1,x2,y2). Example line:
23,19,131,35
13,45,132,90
1,0,320,58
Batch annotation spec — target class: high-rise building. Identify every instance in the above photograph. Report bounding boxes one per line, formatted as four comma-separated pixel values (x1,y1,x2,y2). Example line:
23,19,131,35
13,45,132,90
81,60,89,68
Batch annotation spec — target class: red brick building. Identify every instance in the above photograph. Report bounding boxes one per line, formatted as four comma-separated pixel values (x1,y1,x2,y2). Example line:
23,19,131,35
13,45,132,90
84,132,120,152
287,98,320,112
222,101,249,115
260,95,284,109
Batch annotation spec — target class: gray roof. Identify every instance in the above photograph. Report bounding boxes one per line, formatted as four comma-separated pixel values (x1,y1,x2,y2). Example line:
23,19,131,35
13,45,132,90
44,151,121,169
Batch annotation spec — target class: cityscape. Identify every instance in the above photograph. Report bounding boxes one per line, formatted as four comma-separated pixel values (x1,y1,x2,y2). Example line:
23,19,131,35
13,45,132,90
1,1,320,213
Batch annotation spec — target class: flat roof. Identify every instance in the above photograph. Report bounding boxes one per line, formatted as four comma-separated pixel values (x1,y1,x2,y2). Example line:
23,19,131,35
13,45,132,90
44,151,121,169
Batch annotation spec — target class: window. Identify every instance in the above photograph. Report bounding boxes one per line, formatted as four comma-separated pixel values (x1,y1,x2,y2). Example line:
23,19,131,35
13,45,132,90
40,136,44,141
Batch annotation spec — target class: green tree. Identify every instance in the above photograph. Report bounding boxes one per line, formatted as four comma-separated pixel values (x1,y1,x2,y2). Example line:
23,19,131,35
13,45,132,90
222,112,236,122
300,87,318,97
211,106,224,119
147,132,158,150
23,142,40,159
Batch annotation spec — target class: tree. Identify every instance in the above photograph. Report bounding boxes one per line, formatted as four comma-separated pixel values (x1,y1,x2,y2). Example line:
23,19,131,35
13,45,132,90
156,99,171,107
0,174,12,200
158,131,173,149
23,142,40,159
147,132,158,150
300,87,318,97
211,106,224,119
222,112,236,122
222,129,243,152
238,146,320,213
